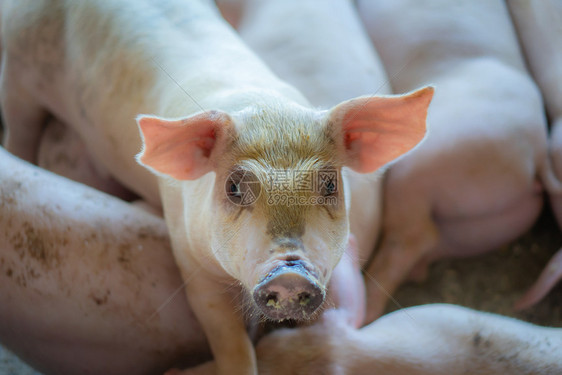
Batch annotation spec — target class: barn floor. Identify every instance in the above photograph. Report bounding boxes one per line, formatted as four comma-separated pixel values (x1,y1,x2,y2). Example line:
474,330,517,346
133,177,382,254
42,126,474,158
385,207,562,327
1,126,561,373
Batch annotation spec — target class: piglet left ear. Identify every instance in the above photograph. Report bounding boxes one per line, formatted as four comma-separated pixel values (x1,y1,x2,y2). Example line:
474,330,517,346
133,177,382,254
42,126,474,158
330,86,434,173
136,110,232,180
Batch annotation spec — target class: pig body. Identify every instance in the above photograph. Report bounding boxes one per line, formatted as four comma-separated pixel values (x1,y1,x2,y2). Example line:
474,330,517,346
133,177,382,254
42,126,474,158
358,0,550,319
508,0,562,308
1,0,433,373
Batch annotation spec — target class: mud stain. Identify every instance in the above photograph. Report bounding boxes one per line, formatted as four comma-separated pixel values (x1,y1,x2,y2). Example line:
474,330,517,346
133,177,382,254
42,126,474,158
118,243,132,265
89,289,111,306
0,178,23,210
9,221,62,271
116,242,144,282
136,224,168,243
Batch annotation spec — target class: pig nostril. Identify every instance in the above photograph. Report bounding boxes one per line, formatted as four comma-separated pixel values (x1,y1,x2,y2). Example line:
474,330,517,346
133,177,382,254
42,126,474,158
298,292,311,306
265,292,279,307
254,267,324,321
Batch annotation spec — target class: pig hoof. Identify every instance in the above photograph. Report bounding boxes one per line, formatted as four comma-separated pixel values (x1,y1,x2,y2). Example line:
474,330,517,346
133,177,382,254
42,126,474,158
253,262,324,321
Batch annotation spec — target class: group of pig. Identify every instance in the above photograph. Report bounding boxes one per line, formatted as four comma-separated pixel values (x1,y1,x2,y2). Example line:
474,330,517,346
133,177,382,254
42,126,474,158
0,0,561,374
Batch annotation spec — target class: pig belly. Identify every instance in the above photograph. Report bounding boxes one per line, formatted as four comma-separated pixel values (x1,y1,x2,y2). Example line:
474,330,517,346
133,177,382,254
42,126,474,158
358,0,547,319
508,0,562,308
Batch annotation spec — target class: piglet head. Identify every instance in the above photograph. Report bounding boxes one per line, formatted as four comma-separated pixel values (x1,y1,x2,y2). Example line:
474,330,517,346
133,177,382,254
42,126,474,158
136,86,433,321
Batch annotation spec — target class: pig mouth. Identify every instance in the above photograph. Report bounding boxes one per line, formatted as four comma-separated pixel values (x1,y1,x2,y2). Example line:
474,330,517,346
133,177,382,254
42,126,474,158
252,262,325,321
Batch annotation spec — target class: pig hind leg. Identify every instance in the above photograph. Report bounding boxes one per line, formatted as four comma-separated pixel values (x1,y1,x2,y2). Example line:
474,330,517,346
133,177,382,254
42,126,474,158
0,57,48,163
363,188,439,323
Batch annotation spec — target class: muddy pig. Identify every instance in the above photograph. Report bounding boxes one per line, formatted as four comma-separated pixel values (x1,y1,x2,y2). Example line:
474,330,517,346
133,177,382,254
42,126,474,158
0,0,433,373
508,0,562,309
358,0,552,321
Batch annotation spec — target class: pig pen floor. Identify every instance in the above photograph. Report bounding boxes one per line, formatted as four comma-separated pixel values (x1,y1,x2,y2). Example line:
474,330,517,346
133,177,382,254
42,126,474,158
1,205,561,374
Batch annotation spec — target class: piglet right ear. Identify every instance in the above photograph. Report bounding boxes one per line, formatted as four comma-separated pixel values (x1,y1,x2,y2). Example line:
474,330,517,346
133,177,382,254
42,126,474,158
136,110,232,180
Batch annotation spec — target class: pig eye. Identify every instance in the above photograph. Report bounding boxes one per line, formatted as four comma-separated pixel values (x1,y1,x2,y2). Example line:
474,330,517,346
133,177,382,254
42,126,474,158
225,169,260,206
228,182,241,197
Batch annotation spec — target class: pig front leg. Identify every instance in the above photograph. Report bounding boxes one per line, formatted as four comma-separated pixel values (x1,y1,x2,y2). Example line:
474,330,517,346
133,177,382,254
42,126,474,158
169,271,257,375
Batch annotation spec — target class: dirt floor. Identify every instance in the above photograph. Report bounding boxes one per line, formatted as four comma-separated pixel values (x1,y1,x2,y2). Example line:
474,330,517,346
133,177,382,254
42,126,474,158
1,122,561,373
385,207,562,327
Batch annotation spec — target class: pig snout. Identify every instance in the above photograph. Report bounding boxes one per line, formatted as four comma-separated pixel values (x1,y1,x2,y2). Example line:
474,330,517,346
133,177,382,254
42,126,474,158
253,260,325,321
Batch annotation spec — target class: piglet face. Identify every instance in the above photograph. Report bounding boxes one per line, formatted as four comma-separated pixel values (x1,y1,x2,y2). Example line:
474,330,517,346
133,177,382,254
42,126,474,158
136,86,434,321
205,104,349,321
214,160,349,321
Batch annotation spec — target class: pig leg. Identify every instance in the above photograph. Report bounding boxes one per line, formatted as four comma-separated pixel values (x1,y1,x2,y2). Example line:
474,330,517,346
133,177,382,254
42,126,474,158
163,286,259,375
173,275,257,375
0,56,48,163
363,193,439,320
515,248,562,310
0,146,209,375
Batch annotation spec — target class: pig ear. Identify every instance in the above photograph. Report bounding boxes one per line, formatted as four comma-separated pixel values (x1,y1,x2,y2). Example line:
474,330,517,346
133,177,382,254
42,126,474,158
136,110,232,180
330,86,434,173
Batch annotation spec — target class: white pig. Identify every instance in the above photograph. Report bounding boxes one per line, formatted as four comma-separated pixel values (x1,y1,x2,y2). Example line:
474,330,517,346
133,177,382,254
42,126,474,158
508,0,562,309
0,0,433,373
358,0,552,321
